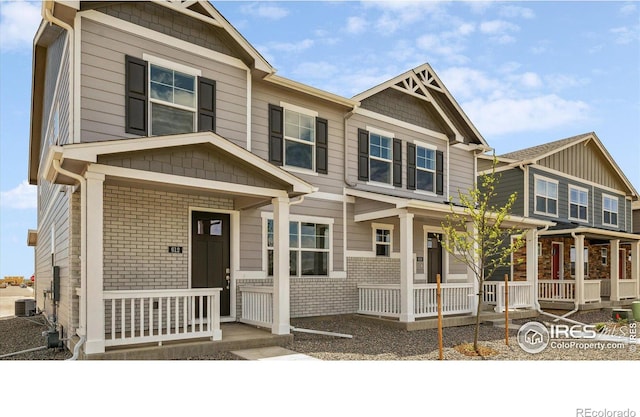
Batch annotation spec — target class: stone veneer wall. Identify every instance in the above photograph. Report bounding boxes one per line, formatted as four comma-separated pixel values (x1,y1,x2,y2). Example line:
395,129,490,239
235,257,401,319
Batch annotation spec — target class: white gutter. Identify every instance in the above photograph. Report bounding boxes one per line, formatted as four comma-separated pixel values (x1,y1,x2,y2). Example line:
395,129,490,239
51,159,87,343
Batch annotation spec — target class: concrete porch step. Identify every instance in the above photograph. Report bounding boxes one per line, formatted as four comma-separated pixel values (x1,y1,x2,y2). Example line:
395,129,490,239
231,346,319,361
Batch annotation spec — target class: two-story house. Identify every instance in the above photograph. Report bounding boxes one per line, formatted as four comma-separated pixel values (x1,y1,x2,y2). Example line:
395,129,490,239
27,0,550,358
479,133,640,309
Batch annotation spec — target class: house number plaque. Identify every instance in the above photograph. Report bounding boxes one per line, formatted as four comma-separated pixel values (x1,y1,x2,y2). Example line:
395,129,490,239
168,246,183,254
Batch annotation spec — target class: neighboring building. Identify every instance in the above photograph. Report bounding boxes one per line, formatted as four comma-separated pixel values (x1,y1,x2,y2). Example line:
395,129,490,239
479,133,640,308
633,200,640,234
27,1,549,357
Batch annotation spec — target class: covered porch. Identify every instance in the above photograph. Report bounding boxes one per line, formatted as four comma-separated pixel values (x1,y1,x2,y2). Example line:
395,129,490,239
346,189,552,323
536,226,640,308
43,132,315,355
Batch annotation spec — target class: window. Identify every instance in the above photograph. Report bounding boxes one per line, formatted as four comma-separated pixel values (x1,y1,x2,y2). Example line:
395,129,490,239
569,186,588,221
372,224,393,257
570,246,588,277
416,146,436,193
603,195,618,226
538,242,542,257
601,248,608,266
125,55,215,137
267,219,330,277
369,133,393,184
284,108,315,170
535,176,558,216
150,64,196,135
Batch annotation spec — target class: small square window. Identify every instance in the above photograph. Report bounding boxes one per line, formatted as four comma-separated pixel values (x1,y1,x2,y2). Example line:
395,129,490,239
375,228,391,257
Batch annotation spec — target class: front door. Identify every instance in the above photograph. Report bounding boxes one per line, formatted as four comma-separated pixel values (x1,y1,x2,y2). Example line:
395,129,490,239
427,233,443,284
551,243,561,280
191,211,230,317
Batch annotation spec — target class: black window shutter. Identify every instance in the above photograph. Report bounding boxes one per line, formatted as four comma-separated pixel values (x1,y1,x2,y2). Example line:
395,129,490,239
268,104,284,166
315,117,328,174
125,55,148,136
197,77,216,132
436,150,444,195
407,143,416,190
358,128,369,181
393,139,402,187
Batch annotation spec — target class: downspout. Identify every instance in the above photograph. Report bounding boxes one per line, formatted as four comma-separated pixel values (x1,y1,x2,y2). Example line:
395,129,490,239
51,159,88,347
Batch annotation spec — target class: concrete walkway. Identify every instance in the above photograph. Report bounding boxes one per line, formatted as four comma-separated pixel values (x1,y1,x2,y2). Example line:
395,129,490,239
231,346,320,361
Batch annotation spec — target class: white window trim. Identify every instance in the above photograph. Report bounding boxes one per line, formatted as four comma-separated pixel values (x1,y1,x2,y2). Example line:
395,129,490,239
533,174,559,218
602,194,619,227
368,130,394,186
415,144,436,194
601,247,608,266
280,102,317,172
372,223,394,256
261,212,334,278
568,184,589,223
569,246,589,278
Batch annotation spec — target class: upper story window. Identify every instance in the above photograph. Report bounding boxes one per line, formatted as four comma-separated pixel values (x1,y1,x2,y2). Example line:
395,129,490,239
369,133,393,185
416,145,436,193
125,55,216,137
569,185,588,222
534,176,558,216
268,103,328,174
149,64,196,136
602,194,618,226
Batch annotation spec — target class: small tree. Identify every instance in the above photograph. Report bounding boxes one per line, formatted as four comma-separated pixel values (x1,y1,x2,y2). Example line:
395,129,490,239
440,156,525,353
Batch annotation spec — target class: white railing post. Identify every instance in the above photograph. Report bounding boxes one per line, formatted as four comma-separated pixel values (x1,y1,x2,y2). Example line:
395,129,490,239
610,239,620,301
85,170,105,354
399,211,415,323
272,196,290,335
631,241,639,298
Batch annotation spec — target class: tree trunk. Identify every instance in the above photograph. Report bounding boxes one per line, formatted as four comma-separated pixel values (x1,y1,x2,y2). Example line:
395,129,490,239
474,285,482,353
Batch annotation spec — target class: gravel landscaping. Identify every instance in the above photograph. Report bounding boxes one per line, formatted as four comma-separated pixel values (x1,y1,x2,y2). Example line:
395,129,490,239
1,310,637,360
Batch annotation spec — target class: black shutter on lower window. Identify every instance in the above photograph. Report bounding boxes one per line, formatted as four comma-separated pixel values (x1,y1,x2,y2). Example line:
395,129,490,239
436,150,444,195
315,117,328,174
125,55,148,136
268,104,284,166
197,77,216,132
393,139,402,187
407,143,416,190
358,128,369,181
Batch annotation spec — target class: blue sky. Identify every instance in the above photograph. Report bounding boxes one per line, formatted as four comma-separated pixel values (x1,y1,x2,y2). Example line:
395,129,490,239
1,0,639,279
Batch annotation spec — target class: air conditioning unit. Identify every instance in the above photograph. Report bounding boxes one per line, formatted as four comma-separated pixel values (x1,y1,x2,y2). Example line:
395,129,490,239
15,299,37,317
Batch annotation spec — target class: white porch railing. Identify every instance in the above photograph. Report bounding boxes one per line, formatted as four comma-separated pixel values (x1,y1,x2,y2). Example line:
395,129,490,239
239,286,273,328
357,284,401,318
584,280,601,303
619,280,638,300
538,280,575,302
357,283,474,318
103,288,222,348
483,282,534,312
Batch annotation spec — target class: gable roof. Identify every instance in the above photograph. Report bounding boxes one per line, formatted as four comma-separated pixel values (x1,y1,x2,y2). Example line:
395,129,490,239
497,132,638,199
352,63,488,147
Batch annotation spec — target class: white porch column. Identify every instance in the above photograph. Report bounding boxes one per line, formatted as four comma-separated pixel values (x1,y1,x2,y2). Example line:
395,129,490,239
399,211,415,323
466,222,479,315
272,196,290,335
526,228,538,307
610,239,620,301
631,241,639,298
84,171,105,354
574,234,585,305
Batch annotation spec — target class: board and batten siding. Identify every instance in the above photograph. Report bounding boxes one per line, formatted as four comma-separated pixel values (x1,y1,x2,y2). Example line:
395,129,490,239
250,81,347,195
79,17,247,147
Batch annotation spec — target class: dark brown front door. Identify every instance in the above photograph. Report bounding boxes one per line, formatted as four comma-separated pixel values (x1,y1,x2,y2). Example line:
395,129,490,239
552,243,561,280
427,233,443,284
192,211,230,316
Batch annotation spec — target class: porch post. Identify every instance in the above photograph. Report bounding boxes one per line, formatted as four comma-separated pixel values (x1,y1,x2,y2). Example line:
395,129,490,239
525,228,538,308
272,196,290,335
466,222,479,315
84,170,105,354
631,241,639,298
610,239,620,302
574,234,585,305
399,211,414,323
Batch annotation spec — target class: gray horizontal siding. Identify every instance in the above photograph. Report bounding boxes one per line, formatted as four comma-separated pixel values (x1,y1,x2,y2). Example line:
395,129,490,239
481,167,524,217
80,18,247,146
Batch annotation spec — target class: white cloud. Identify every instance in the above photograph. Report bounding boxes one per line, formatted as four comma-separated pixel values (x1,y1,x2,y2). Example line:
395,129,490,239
620,3,637,15
439,67,502,101
269,39,314,53
345,16,366,34
0,181,37,209
517,72,542,89
0,0,41,52
364,1,447,34
479,20,519,35
239,3,289,20
499,5,535,19
611,26,639,44
464,95,589,136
